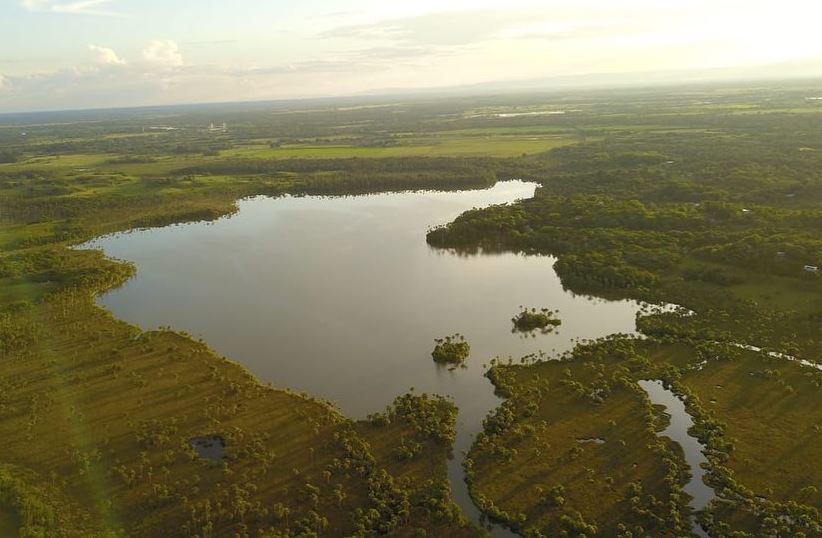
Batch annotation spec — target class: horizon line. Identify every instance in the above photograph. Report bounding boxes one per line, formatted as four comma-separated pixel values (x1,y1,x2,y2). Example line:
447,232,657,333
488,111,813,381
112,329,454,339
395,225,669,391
2,70,821,117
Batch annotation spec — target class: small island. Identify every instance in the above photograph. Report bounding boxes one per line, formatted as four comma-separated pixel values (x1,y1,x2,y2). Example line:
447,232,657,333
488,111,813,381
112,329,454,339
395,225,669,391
432,334,471,364
512,306,562,334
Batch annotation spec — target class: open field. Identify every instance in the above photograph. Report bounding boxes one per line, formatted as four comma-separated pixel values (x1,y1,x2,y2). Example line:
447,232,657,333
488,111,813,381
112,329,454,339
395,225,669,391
681,350,822,507
220,135,579,159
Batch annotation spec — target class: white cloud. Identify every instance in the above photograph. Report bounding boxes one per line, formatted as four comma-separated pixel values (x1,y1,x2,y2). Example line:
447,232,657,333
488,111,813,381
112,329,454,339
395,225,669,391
324,9,604,47
0,74,6,90
89,44,125,66
5,2,822,112
20,0,119,16
142,40,184,68
20,0,49,9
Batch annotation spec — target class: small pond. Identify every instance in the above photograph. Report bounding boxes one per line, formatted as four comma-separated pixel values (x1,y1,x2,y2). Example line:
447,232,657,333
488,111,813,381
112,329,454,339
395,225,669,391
0,507,20,538
189,435,226,461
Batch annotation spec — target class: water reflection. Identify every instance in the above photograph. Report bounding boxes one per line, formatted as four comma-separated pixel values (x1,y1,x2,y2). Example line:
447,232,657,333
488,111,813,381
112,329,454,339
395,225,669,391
638,379,715,538
189,436,226,461
82,181,652,536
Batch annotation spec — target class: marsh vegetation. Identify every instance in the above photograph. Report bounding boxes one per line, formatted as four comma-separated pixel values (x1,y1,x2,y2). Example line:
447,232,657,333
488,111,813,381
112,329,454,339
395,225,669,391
432,334,471,365
511,307,561,334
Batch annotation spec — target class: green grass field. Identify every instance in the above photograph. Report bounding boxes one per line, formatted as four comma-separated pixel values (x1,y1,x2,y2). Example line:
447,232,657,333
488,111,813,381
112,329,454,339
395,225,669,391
682,351,822,506
221,135,578,159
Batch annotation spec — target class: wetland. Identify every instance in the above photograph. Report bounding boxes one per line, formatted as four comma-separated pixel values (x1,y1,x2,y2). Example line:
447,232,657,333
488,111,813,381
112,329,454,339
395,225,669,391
1,83,820,537
82,180,654,534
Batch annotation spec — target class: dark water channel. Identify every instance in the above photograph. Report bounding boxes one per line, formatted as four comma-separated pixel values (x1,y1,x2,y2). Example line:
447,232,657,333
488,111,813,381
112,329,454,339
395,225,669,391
638,380,715,538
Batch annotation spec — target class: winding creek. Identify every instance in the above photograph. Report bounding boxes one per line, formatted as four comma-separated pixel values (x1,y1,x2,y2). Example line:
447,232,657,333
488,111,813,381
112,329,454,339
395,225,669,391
81,181,665,536
638,380,715,538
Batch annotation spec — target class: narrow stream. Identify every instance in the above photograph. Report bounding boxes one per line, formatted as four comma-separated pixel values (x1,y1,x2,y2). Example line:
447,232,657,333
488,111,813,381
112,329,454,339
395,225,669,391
638,380,715,538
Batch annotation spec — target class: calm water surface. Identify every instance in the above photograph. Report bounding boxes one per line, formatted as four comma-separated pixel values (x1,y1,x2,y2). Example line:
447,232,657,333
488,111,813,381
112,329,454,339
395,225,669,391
83,181,651,536
638,379,715,538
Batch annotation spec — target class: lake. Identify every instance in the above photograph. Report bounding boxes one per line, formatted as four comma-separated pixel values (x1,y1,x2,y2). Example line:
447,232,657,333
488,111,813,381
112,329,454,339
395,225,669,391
82,180,651,535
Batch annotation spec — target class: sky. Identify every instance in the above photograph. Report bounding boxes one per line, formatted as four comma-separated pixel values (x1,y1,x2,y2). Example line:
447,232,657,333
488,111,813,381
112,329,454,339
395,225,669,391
1,0,822,112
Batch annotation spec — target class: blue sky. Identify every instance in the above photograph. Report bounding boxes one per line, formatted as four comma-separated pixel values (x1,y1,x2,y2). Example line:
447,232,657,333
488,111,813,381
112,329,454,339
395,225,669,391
2,0,822,112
